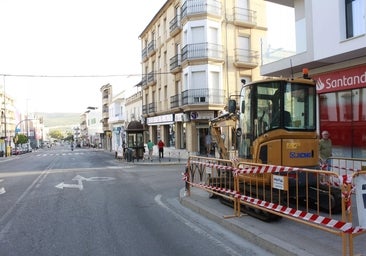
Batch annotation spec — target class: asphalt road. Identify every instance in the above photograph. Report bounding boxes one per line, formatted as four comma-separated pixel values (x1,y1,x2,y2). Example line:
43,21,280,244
0,146,274,256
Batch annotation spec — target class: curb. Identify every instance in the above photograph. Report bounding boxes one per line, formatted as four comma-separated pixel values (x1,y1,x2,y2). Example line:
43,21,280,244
179,188,313,256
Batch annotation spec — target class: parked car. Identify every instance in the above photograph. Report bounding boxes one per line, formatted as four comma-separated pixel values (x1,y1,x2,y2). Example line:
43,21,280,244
11,147,21,155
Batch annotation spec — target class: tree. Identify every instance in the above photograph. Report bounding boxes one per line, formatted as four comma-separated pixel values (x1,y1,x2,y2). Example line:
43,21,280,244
13,134,28,145
48,130,64,140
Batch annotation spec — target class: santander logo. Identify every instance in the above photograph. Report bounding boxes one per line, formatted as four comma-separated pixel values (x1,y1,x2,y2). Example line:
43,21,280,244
316,78,325,91
314,66,366,93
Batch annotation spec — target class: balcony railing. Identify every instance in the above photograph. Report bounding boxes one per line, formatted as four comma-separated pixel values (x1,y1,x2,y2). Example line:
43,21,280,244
148,102,156,114
141,47,147,60
181,0,221,19
147,40,156,56
169,54,181,72
182,88,225,105
181,43,223,62
169,15,181,36
147,71,156,85
234,48,259,68
170,94,182,108
142,103,157,115
142,104,147,115
141,75,148,87
233,7,256,26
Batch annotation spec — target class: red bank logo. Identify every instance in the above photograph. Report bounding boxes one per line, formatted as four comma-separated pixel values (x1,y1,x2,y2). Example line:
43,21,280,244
314,66,366,93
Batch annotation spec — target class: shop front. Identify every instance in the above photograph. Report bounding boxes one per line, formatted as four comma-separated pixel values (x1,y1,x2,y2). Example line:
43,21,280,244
183,110,215,154
146,114,174,147
314,65,366,158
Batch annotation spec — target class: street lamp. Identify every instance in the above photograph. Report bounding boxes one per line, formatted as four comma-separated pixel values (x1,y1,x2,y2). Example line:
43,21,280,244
1,110,7,157
14,118,35,149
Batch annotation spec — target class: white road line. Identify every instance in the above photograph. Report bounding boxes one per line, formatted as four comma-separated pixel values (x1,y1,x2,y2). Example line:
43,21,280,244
154,194,242,256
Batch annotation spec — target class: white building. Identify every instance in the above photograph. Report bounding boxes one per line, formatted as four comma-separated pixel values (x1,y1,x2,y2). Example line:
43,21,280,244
262,0,366,158
87,108,103,148
108,91,126,152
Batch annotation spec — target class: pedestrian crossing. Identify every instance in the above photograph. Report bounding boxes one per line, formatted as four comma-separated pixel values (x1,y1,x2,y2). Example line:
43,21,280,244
34,152,92,157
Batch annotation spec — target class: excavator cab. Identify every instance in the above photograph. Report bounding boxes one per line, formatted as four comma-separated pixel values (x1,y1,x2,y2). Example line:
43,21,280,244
237,78,318,167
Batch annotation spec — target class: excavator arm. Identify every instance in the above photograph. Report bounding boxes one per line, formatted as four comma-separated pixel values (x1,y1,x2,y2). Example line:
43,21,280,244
209,113,237,160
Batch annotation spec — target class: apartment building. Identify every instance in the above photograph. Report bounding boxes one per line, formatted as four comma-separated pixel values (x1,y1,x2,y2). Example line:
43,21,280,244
125,90,143,126
139,0,267,154
100,83,113,151
109,91,126,152
86,108,103,148
262,0,366,158
79,107,102,147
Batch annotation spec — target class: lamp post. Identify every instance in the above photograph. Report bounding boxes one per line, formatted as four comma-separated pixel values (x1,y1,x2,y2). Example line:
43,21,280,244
2,75,7,157
1,110,7,157
14,119,35,149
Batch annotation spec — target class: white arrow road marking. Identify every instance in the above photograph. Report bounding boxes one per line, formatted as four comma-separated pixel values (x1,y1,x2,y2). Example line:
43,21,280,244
0,179,5,195
55,175,115,190
55,175,84,190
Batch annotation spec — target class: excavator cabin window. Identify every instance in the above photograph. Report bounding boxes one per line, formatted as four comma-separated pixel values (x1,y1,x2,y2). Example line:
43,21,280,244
238,79,316,159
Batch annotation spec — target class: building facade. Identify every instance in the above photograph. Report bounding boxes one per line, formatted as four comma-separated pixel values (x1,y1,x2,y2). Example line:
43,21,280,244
79,107,102,148
100,83,113,151
109,91,126,152
262,0,366,158
139,0,267,154
125,90,143,131
0,92,15,155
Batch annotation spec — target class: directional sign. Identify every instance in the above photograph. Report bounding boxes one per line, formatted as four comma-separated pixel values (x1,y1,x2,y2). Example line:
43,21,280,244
55,175,115,190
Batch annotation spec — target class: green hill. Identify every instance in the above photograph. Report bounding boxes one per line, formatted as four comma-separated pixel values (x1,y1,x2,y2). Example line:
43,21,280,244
36,112,81,128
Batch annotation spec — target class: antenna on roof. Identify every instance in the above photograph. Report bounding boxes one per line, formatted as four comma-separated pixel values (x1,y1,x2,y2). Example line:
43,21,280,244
290,59,294,79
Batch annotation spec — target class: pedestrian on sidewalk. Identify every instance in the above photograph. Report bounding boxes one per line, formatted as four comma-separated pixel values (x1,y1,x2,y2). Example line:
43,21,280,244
158,139,165,159
147,140,154,161
205,132,212,156
319,130,332,170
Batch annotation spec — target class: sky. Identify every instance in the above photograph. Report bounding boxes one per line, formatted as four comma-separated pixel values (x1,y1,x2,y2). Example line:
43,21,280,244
0,1,294,113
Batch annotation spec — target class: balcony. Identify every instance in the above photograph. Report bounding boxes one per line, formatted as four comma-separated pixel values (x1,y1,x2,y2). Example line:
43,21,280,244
147,40,156,57
102,94,109,105
181,0,221,20
182,88,225,105
148,102,156,114
181,43,223,62
170,94,182,109
169,15,181,37
142,104,147,115
102,107,109,119
169,54,182,73
232,7,256,28
108,113,125,124
147,71,156,86
234,49,259,68
141,75,148,88
141,47,148,62
142,102,157,115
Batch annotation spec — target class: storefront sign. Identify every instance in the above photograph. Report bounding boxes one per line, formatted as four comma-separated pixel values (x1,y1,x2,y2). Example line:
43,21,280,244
147,114,174,125
189,111,215,120
314,65,366,93
175,113,183,122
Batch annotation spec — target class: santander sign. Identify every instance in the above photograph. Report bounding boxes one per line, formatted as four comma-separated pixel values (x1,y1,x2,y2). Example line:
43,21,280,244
314,65,366,93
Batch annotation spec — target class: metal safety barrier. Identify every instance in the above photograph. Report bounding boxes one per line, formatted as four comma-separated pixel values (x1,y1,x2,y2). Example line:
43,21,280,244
184,156,366,256
184,155,239,217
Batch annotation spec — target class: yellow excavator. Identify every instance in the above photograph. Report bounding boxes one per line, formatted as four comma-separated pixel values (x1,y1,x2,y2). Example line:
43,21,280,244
207,70,342,219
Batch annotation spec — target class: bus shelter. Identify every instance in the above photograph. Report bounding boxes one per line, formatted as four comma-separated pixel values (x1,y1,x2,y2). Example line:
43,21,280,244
125,121,145,161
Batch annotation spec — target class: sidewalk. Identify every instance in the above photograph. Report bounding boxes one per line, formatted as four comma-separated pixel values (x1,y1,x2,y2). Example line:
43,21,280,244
115,146,190,165
113,147,364,255
180,187,365,256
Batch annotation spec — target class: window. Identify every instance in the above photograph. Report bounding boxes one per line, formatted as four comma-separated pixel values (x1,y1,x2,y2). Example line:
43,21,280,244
346,0,365,38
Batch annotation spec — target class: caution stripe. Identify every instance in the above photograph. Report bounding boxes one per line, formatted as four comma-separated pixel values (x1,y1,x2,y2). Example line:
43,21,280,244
237,194,364,234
